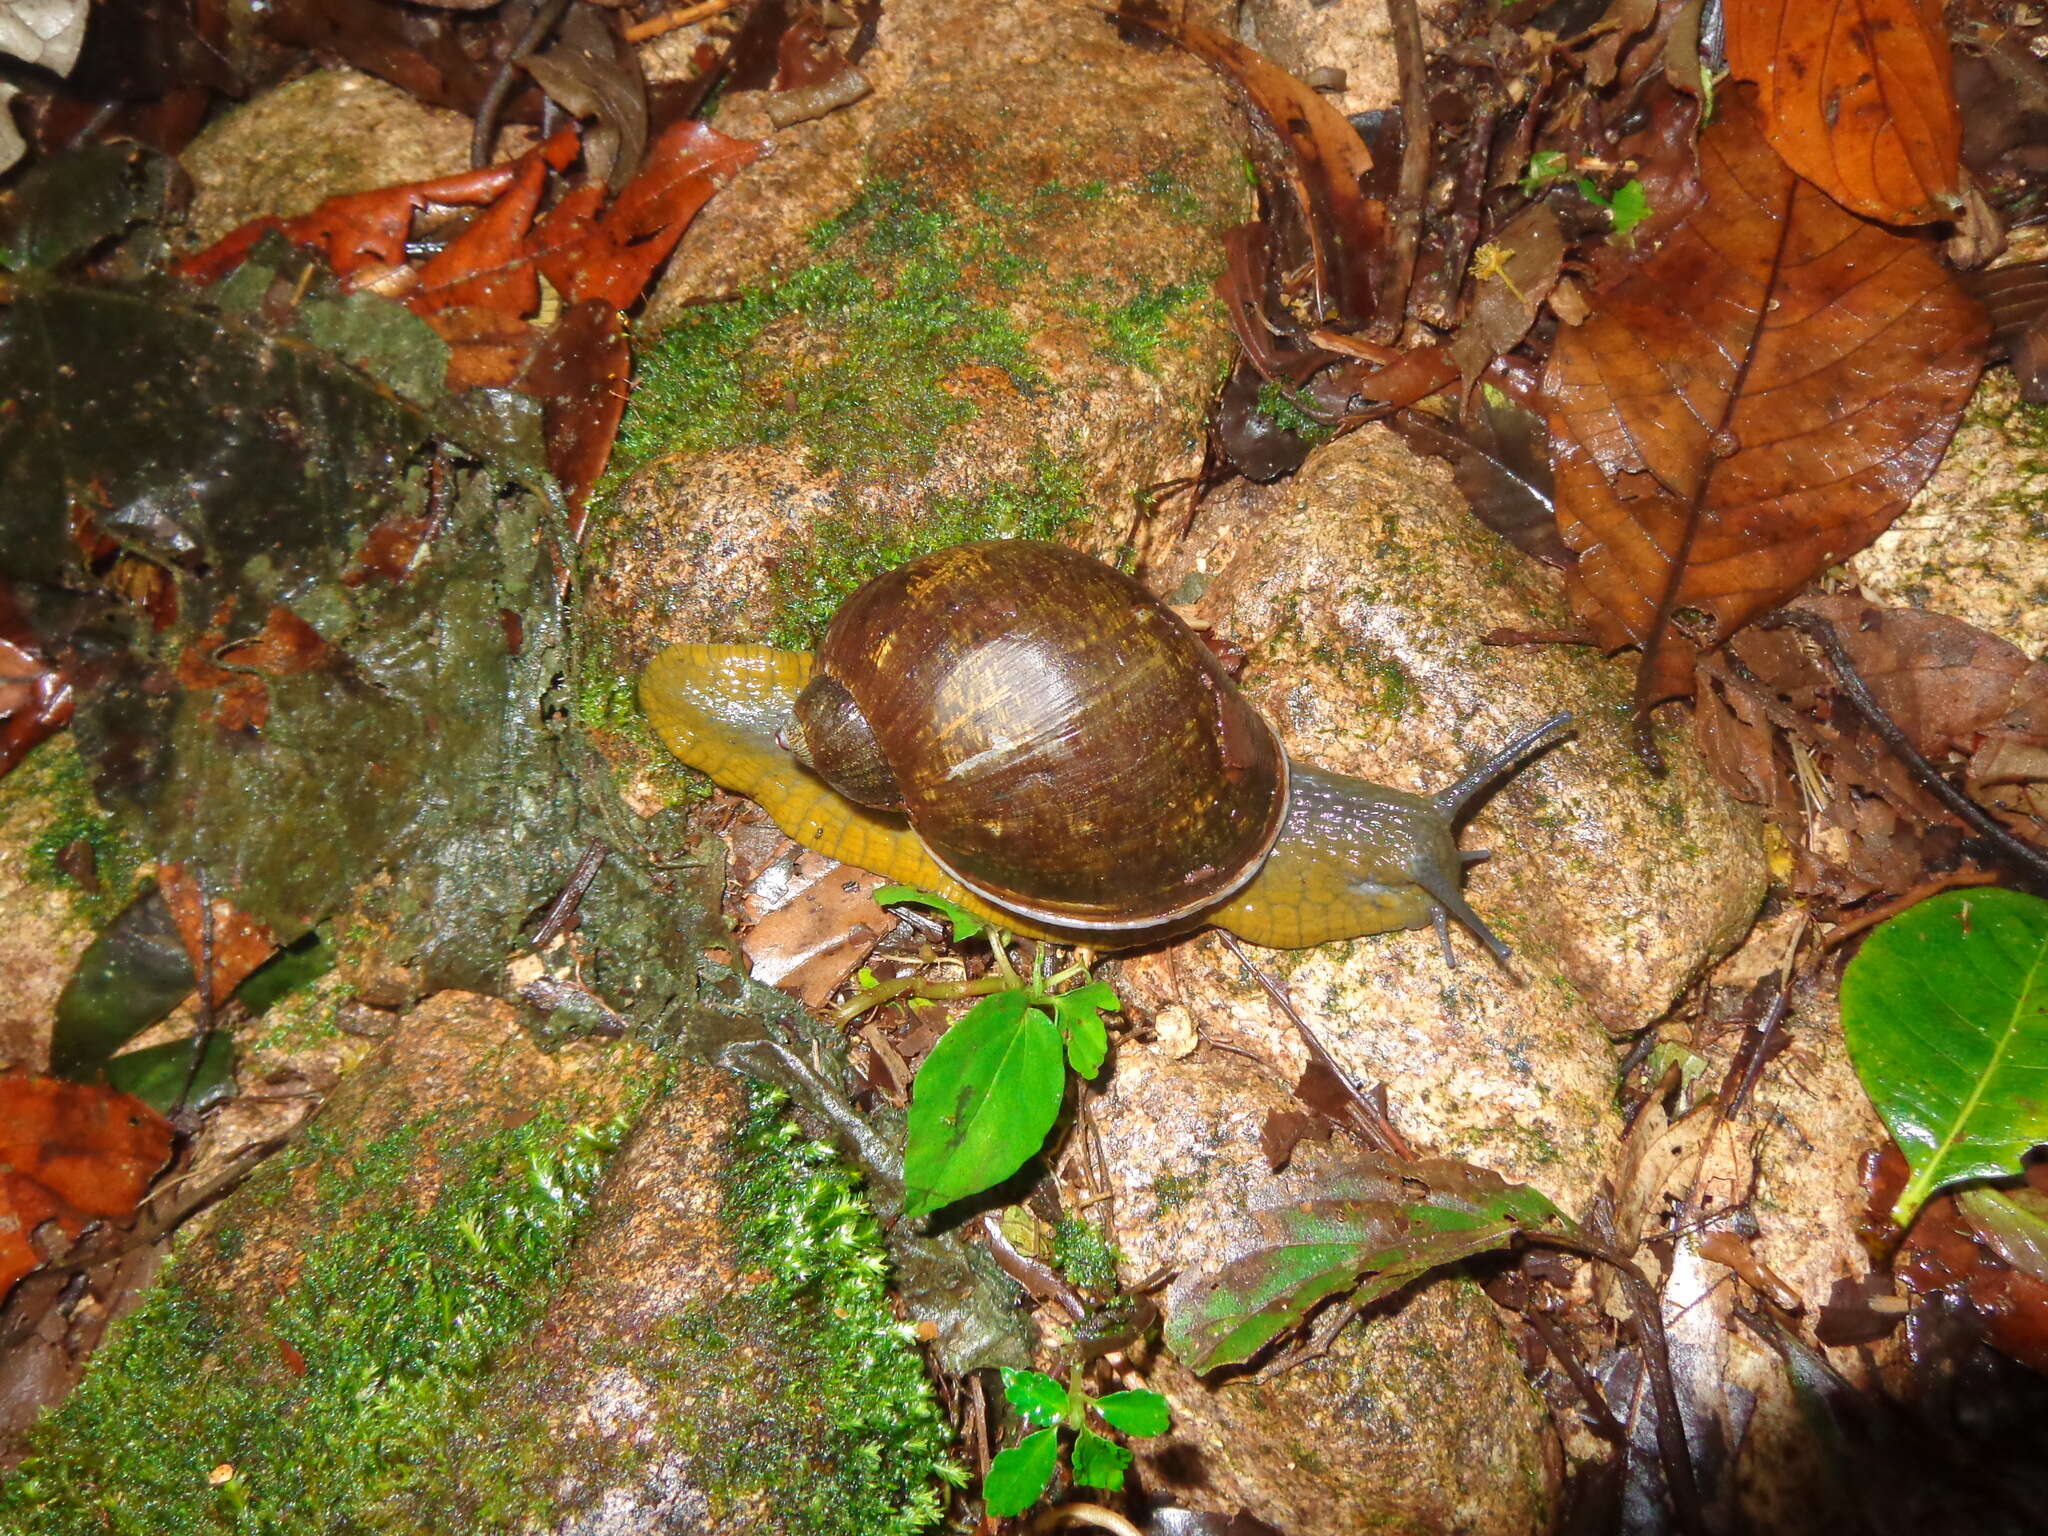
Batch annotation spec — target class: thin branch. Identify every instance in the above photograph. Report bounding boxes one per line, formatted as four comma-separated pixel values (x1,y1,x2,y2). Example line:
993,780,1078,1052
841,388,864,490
1218,932,1414,1157
624,0,742,43
1375,0,1433,342
1759,607,2048,882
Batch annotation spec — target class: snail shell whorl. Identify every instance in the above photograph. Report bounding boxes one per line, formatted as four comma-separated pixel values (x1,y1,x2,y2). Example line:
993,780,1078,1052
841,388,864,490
801,541,1289,930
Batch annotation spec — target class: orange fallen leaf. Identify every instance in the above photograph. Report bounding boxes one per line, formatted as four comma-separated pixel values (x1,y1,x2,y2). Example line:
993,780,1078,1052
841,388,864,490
0,1074,173,1303
1724,0,1962,225
158,862,279,1006
1543,85,1986,742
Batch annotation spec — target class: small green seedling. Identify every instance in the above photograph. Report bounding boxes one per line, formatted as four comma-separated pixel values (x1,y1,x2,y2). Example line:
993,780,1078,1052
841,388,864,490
1519,149,1569,197
1576,176,1651,240
982,1366,1170,1518
863,887,1123,1221
875,883,985,941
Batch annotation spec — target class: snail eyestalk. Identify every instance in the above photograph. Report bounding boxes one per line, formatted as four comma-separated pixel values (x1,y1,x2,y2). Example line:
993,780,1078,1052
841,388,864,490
1432,712,1575,823
1421,712,1575,964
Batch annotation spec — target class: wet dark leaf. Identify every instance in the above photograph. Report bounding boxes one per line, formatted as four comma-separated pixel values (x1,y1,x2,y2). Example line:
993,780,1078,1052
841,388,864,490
102,1031,237,1116
0,142,183,273
49,885,194,1079
1725,0,1962,224
1544,86,1986,718
1964,259,2048,402
1390,395,1568,568
520,2,648,189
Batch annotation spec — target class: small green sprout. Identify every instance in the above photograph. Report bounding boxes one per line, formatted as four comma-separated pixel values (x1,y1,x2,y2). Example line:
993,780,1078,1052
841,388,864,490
1576,176,1652,240
982,1366,1171,1517
1519,149,1569,197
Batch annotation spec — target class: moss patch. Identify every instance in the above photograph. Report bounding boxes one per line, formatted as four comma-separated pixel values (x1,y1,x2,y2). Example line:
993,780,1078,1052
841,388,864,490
763,451,1098,649
1050,1214,1122,1295
637,1090,961,1534
0,1078,653,1534
611,180,1045,488
5,737,144,928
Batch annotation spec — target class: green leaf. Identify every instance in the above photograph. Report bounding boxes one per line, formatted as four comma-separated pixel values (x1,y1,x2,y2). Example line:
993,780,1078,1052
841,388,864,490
1092,1389,1170,1438
1165,1156,1566,1372
982,1428,1059,1517
1051,980,1119,1079
50,884,194,1079
104,1033,238,1116
1840,889,2048,1225
1574,174,1610,209
1607,179,1651,237
875,884,986,941
1001,1368,1069,1429
1070,1429,1132,1491
1519,149,1568,197
902,990,1064,1220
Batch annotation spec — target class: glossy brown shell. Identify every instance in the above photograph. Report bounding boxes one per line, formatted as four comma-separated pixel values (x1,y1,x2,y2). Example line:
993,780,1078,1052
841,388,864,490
810,541,1289,930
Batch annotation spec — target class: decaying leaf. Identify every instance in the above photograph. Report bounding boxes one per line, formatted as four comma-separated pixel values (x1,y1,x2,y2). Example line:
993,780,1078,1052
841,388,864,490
0,1073,172,1302
1695,596,2048,903
1165,1155,1566,1372
1965,258,2048,402
1128,9,1383,330
1545,86,1987,730
0,581,74,775
1724,0,1962,225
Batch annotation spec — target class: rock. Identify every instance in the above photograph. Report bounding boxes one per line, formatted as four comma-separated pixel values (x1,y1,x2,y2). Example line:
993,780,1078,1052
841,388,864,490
579,0,1246,791
1095,1046,1562,1534
1238,0,1402,120
1144,426,1767,1043
178,69,474,247
1850,372,2048,659
649,0,1244,319
467,1063,961,1535
0,993,660,1527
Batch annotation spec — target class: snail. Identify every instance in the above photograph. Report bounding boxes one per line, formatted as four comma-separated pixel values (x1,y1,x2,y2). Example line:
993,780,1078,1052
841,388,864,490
639,541,1570,957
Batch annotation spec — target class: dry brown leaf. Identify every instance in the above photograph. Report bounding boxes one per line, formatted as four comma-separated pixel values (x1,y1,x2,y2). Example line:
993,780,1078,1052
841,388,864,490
1129,11,1384,329
1724,0,1962,225
1544,85,1986,729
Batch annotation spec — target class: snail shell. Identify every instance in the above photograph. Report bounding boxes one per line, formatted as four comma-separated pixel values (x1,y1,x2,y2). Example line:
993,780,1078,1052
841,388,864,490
782,542,1288,931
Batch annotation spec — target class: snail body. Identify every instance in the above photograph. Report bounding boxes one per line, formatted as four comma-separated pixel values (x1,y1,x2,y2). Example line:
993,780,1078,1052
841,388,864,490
640,542,1569,955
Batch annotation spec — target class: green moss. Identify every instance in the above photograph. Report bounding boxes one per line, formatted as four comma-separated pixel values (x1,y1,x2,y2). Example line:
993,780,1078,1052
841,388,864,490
643,1089,961,1534
0,1100,646,1534
1087,278,1215,372
1049,1215,1122,1295
612,181,1044,488
6,737,144,928
1138,164,1207,222
1151,1172,1205,1215
1254,379,1335,446
763,451,1100,649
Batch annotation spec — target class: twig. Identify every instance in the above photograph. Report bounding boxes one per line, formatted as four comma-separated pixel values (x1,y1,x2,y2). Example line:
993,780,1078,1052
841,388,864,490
624,0,742,42
1530,1231,1708,1536
530,839,609,948
1375,0,1433,343
1027,1505,1143,1536
175,865,218,1120
472,0,574,169
980,1212,1088,1321
1218,932,1414,1157
1720,911,1806,1117
1759,607,2048,882
1524,1305,1628,1447
1822,868,2003,948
